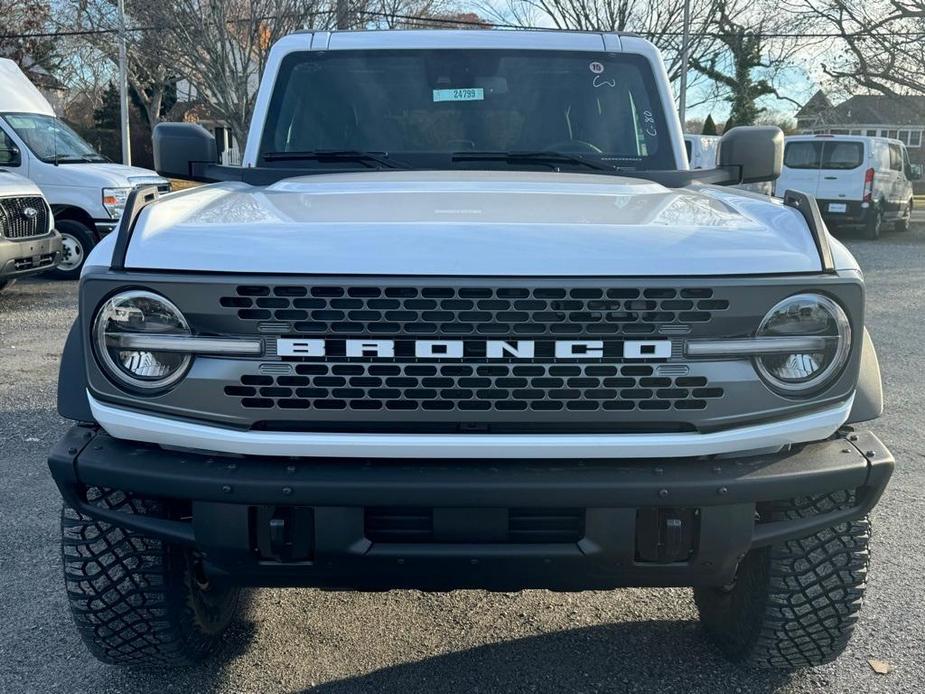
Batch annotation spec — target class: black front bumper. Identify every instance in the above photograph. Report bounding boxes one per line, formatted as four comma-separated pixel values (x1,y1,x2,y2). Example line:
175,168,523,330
816,199,870,226
48,426,893,591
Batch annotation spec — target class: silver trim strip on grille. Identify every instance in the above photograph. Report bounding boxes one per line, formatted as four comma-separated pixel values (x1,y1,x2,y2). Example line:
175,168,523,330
107,334,263,355
88,391,854,460
685,336,830,357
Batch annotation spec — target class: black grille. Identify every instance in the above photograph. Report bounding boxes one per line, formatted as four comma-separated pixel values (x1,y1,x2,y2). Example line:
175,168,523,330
0,197,49,239
220,284,729,337
225,363,724,413
364,507,585,544
13,252,56,271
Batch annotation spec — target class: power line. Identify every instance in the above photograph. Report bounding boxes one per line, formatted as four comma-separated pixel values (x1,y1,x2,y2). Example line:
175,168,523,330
2,12,925,40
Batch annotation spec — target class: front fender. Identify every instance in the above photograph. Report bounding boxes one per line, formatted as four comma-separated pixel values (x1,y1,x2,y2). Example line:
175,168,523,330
847,329,883,424
58,319,94,422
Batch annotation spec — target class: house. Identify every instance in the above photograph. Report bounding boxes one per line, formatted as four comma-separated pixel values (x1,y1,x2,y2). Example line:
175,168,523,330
795,91,925,170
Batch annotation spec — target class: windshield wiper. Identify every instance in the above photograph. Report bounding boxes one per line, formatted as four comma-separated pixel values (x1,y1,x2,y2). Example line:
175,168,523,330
451,150,624,173
51,154,105,164
262,150,408,169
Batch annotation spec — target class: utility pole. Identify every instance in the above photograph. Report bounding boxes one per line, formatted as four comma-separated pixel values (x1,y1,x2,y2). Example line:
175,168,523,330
678,0,691,127
117,0,131,165
335,0,351,29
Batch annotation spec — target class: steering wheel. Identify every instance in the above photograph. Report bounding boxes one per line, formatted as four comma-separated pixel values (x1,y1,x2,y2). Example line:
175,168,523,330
544,140,603,154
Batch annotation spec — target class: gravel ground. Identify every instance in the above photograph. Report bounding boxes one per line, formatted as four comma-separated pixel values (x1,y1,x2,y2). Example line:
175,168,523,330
1,225,923,693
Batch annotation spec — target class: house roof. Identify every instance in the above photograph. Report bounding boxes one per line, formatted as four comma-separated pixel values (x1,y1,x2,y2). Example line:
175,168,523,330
824,94,925,126
796,90,833,118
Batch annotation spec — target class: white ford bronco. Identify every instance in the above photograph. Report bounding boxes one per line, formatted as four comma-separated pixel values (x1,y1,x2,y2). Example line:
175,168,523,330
50,30,893,670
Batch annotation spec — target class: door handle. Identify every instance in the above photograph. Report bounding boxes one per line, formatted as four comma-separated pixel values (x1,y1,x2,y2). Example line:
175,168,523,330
823,176,838,180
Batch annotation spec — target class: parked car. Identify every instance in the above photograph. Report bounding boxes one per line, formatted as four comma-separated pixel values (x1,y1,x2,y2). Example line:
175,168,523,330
0,59,170,278
0,168,62,291
775,134,919,239
49,30,892,671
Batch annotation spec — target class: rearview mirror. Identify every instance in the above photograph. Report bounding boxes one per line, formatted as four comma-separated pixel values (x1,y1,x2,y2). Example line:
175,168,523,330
718,126,783,184
153,123,218,180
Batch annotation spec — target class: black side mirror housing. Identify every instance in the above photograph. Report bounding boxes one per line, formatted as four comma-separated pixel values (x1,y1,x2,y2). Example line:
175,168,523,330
909,164,922,181
153,123,218,180
718,126,784,184
0,144,21,167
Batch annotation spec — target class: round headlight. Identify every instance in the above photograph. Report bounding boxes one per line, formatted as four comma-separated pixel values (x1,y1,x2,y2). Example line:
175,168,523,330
93,290,191,390
755,294,851,395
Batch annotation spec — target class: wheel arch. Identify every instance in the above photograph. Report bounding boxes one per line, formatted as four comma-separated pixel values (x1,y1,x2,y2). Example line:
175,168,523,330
51,205,99,239
58,319,94,423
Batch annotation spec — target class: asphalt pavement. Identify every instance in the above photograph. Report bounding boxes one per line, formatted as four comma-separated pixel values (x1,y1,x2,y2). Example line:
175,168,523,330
1,224,924,693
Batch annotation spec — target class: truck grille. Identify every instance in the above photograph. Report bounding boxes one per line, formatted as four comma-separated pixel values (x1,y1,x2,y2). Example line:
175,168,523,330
225,364,723,414
220,284,730,337
0,197,49,239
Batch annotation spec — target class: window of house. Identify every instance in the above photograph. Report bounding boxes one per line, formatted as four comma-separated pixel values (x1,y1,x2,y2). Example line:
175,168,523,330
866,129,878,137
899,130,911,145
830,128,848,135
909,131,922,148
887,129,899,139
849,129,861,135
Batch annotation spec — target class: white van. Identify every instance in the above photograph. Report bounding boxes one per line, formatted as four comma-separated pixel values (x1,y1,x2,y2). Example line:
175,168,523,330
776,134,919,239
0,59,169,277
683,134,720,170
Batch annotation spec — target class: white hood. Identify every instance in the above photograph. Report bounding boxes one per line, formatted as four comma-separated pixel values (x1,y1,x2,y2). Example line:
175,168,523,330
31,162,163,189
0,168,42,196
123,171,824,276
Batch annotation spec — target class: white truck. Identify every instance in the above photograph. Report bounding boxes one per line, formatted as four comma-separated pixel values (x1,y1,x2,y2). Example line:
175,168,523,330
0,168,62,290
0,59,169,278
49,30,892,671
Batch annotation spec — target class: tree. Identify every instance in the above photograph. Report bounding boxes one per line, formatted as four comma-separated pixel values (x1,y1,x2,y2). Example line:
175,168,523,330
702,113,718,134
158,0,333,148
794,0,925,96
689,0,802,127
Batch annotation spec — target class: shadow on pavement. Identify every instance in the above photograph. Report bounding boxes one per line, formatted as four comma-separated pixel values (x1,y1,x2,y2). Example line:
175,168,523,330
297,620,793,694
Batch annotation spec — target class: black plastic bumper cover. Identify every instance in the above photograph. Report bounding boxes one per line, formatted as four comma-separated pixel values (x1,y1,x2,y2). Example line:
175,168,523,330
48,426,893,591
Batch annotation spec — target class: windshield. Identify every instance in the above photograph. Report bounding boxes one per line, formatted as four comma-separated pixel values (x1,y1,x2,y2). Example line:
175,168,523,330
2,113,105,163
259,50,675,172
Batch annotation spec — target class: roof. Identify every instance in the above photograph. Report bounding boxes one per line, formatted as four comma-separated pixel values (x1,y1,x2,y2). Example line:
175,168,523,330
289,29,629,52
0,58,55,116
824,94,925,126
796,90,833,118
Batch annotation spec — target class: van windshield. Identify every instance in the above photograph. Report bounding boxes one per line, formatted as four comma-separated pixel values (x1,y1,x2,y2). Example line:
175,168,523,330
2,113,106,163
258,49,675,172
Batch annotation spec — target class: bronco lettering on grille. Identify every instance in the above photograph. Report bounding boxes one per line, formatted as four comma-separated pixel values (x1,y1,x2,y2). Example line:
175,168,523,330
276,338,673,360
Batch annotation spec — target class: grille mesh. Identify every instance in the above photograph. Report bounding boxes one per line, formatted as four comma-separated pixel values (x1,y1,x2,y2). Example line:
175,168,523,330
225,363,723,413
220,284,729,337
0,197,49,239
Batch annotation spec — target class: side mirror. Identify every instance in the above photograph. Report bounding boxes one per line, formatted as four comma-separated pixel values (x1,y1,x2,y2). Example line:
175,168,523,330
909,164,922,181
718,126,783,184
153,123,217,180
0,145,21,167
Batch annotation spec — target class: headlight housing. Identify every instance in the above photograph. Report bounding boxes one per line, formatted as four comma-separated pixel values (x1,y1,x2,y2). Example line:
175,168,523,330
93,290,191,390
755,293,851,395
102,187,131,219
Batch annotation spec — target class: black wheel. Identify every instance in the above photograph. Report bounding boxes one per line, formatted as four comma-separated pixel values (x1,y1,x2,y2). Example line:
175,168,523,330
863,205,883,240
895,199,913,233
61,487,241,667
694,491,869,669
50,219,95,279
0,279,15,293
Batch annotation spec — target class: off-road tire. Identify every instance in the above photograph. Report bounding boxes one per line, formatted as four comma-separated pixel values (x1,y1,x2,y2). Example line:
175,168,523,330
61,487,241,667
694,491,869,669
863,206,883,240
50,219,95,280
895,199,913,233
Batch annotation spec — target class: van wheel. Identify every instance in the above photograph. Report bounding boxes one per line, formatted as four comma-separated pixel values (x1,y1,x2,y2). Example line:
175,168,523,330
0,279,15,293
61,487,241,666
50,220,95,280
863,206,882,240
695,491,869,669
895,199,913,233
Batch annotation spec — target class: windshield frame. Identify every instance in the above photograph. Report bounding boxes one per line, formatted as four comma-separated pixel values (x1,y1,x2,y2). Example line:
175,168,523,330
1,112,107,164
255,48,679,175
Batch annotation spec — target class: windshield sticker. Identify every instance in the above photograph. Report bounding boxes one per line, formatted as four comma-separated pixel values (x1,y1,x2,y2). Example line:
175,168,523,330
593,75,617,88
433,88,485,103
589,61,605,74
